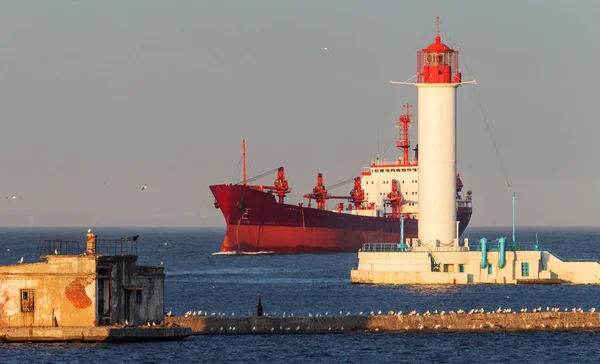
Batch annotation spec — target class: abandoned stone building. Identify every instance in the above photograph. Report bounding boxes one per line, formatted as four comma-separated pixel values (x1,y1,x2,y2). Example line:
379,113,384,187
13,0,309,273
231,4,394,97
0,230,164,328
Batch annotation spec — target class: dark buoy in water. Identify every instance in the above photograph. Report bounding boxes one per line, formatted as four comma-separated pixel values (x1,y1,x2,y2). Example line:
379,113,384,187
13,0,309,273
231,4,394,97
257,293,263,316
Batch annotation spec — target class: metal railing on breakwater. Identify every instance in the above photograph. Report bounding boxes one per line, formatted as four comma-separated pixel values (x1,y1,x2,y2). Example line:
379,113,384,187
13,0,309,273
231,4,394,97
38,238,138,257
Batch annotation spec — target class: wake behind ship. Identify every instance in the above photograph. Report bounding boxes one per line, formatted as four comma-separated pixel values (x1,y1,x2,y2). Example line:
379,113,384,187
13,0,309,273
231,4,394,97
211,106,473,254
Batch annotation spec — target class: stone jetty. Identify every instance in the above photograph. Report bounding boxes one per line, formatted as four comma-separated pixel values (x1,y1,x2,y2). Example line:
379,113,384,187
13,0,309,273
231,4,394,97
0,325,192,343
165,312,600,334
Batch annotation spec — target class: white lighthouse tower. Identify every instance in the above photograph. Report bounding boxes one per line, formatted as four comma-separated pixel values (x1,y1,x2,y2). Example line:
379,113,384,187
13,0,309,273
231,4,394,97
415,19,462,247
391,18,468,248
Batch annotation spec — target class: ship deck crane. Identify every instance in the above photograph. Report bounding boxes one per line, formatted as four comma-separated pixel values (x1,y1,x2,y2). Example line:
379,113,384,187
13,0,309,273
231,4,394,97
383,179,404,218
303,174,358,210
234,140,291,203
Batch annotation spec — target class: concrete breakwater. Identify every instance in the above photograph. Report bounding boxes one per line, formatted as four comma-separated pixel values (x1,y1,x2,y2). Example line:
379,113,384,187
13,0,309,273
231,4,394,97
0,326,192,342
165,312,600,334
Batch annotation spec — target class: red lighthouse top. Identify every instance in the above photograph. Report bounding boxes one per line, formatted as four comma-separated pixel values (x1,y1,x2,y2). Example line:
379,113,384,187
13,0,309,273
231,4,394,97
417,17,461,84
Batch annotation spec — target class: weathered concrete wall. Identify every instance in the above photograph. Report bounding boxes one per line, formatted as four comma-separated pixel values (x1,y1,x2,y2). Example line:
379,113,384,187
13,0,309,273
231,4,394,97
96,257,165,326
133,266,164,324
166,312,600,334
0,256,97,328
0,326,191,342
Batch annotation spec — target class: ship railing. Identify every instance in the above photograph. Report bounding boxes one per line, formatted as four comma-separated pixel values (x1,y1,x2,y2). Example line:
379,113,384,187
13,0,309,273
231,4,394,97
38,238,138,257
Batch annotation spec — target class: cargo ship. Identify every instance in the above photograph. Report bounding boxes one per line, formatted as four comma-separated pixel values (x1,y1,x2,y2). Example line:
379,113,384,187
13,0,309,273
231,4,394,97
210,104,472,253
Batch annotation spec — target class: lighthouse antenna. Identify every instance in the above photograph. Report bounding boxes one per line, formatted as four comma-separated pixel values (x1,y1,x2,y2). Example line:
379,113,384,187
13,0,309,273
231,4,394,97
436,16,440,37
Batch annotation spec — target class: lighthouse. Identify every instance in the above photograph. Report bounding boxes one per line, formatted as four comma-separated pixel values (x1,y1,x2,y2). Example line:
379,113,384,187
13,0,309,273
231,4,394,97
390,18,468,247
416,19,462,247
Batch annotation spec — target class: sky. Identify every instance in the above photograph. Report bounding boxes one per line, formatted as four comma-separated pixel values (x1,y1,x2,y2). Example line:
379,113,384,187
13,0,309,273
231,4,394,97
0,0,598,228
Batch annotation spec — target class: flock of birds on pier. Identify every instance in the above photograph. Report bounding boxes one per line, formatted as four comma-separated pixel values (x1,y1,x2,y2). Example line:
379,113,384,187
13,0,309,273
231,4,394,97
174,306,597,333
179,306,596,319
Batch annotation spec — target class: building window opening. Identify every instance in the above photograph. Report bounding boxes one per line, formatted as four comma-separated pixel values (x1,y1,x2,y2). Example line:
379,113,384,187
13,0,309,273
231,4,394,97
487,264,492,275
21,289,35,312
136,290,142,304
521,262,529,277
459,265,465,273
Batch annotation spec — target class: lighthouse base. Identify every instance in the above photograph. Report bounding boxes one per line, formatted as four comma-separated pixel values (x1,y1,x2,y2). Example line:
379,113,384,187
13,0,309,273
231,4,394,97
351,241,600,285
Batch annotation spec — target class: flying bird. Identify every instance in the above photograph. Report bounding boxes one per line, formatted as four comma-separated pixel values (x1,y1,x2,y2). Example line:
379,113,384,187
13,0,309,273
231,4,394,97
141,184,147,191
323,47,329,51
5,195,21,200
18,257,24,264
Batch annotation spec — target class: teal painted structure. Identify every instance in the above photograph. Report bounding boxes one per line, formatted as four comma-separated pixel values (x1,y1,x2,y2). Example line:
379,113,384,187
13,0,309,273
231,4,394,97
512,191,516,246
498,237,507,268
400,214,405,251
480,238,488,268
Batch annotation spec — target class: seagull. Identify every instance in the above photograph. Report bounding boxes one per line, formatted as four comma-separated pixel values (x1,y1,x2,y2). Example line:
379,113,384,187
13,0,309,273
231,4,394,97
54,249,58,255
18,257,23,264
323,47,329,51
160,261,164,266
5,195,21,200
125,319,129,325
87,228,92,234
141,184,147,191
152,322,156,327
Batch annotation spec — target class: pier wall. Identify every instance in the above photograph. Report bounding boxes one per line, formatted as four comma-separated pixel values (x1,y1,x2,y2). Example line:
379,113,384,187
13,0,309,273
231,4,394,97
165,312,600,334
542,252,600,284
0,326,191,342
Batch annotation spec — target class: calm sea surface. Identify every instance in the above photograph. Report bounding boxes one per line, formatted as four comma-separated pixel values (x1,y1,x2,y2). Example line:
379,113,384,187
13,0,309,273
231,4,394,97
0,226,599,363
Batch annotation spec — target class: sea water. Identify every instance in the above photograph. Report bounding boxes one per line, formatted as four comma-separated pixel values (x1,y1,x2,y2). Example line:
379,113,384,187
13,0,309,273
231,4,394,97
0,226,598,363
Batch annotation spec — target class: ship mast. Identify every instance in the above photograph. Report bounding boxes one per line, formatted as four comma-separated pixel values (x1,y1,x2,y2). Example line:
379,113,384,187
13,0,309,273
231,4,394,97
242,139,247,185
396,104,413,166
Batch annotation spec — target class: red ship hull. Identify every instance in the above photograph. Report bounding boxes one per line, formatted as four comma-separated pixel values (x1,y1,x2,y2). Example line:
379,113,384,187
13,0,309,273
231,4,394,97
210,184,472,254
